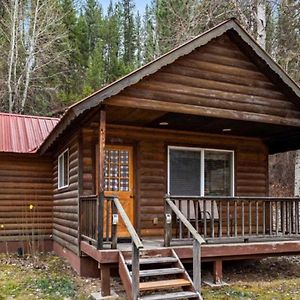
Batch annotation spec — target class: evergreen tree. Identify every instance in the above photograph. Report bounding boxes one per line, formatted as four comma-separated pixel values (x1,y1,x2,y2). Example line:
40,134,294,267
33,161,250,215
276,0,300,83
121,0,136,70
135,12,142,67
85,0,103,56
85,39,105,94
143,2,157,63
103,1,125,83
60,0,83,103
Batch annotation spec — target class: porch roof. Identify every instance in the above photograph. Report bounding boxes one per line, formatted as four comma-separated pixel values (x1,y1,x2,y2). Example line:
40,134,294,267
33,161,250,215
39,18,300,154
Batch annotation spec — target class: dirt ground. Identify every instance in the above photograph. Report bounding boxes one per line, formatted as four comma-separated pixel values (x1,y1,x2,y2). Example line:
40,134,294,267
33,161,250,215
1,253,300,299
202,256,300,299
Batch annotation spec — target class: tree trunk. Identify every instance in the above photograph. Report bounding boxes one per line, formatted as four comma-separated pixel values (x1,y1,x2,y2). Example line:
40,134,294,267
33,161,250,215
295,151,300,196
7,0,18,113
257,0,266,49
21,0,39,113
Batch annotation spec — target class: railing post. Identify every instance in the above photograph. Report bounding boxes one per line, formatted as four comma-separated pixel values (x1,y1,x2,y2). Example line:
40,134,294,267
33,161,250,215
131,243,140,300
97,192,104,249
164,194,172,247
111,197,118,249
193,239,201,295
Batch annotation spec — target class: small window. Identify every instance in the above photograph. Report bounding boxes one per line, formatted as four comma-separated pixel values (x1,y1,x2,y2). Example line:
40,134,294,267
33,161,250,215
58,149,69,189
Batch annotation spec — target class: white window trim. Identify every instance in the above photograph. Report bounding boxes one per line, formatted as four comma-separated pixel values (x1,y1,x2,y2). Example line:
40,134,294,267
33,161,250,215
58,148,69,189
167,145,235,197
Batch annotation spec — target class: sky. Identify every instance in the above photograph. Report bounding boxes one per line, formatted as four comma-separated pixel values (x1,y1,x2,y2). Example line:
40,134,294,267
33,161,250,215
100,0,151,13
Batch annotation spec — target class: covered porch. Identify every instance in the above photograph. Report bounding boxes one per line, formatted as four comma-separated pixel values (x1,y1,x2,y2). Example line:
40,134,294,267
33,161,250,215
77,103,300,299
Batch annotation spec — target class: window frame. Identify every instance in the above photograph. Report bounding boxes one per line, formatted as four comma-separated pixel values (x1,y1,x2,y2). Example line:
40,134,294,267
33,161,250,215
58,148,69,190
167,146,235,197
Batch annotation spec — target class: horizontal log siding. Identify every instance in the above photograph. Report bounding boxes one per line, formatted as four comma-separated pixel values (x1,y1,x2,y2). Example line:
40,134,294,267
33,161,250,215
53,136,79,254
138,141,166,235
0,154,53,241
81,127,96,196
112,34,299,126
107,125,268,237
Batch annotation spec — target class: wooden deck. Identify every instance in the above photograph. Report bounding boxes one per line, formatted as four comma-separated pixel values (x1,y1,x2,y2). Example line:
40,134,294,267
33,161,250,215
81,238,300,264
79,195,300,299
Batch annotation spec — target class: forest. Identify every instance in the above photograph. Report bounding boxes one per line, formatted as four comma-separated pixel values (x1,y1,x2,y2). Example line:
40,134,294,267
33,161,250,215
0,0,299,116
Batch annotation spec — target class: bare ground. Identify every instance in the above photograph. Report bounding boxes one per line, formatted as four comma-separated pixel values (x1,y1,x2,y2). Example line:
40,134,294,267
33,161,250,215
1,253,300,299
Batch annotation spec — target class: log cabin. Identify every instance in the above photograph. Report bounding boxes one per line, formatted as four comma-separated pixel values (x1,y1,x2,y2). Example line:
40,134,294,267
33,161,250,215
1,19,300,299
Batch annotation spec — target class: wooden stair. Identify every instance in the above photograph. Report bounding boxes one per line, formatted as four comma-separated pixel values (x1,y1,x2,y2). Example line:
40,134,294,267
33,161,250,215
119,248,202,300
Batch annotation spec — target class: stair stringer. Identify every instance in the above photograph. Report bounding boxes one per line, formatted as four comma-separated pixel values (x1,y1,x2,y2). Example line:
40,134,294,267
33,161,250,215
171,249,202,300
119,251,133,299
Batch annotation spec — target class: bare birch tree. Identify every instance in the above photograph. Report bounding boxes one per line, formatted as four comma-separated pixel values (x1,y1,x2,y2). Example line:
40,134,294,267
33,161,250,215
0,0,68,114
257,0,267,48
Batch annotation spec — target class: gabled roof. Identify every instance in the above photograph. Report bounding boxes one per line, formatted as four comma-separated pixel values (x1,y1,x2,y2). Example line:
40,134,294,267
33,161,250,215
0,112,59,153
37,18,300,153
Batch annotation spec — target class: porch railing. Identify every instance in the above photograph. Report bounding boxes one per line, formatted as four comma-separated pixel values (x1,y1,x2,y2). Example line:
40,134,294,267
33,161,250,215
79,194,118,247
165,196,300,242
164,195,205,296
80,195,97,245
80,194,143,299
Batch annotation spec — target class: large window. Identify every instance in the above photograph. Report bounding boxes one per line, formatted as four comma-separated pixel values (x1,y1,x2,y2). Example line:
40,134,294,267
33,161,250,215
58,149,69,189
168,146,234,197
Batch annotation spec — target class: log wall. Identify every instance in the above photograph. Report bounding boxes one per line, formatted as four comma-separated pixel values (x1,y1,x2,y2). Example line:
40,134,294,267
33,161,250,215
0,154,53,242
109,34,300,127
52,135,80,254
106,125,268,237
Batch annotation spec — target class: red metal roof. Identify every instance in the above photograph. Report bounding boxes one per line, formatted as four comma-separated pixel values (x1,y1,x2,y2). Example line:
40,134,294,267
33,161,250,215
0,112,59,153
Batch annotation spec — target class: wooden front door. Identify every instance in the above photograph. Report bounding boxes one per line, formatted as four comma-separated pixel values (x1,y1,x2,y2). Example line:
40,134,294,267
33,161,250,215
104,145,134,238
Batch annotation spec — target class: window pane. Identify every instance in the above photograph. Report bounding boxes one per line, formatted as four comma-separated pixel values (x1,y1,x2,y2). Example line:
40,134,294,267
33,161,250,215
63,151,69,186
58,155,64,187
58,150,69,188
110,178,119,191
169,149,201,196
120,178,129,191
109,150,119,164
120,165,129,177
205,151,232,196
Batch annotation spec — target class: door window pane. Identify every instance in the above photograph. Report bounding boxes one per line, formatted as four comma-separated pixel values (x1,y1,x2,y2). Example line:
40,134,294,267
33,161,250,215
204,151,232,196
169,149,201,196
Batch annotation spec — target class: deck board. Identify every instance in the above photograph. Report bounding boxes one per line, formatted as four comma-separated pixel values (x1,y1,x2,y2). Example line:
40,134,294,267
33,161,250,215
80,238,300,264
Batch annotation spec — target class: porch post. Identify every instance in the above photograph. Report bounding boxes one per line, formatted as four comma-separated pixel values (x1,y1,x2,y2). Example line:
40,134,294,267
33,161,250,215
100,263,111,296
213,258,223,284
97,109,106,250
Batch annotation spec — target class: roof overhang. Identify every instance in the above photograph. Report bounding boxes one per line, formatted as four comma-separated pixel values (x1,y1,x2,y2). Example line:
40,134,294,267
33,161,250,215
39,18,300,154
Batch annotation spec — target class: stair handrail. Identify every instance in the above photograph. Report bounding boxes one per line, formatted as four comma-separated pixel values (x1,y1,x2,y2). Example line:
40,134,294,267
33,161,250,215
164,195,205,298
165,196,205,245
111,196,144,250
111,196,143,300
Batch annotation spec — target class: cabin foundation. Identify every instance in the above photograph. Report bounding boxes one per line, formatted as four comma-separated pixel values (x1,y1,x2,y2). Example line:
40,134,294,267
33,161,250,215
53,241,99,277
